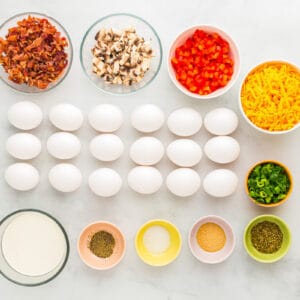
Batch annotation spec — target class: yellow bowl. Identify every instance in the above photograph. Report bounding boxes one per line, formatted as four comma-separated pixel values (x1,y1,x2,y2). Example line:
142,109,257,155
135,219,181,266
245,160,293,208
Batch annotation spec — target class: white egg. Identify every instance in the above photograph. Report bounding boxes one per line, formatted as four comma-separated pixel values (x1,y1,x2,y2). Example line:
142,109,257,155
166,168,201,197
89,134,124,162
128,166,163,194
131,104,164,133
5,163,39,191
204,136,240,164
88,104,123,132
8,101,43,130
167,107,202,137
49,103,83,132
130,137,164,166
47,132,81,160
88,168,122,197
204,107,238,135
203,169,238,197
167,139,202,167
48,164,82,193
6,133,41,160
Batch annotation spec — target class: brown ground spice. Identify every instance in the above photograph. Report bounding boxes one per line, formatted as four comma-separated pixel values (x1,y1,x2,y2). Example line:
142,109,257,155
89,230,115,258
196,222,226,252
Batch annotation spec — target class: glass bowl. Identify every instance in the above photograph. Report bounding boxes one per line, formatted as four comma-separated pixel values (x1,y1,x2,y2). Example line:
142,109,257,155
0,12,73,93
0,209,69,286
80,13,162,95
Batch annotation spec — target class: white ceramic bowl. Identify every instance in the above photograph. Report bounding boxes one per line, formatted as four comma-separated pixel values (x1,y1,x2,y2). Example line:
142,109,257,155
239,60,300,135
168,25,240,99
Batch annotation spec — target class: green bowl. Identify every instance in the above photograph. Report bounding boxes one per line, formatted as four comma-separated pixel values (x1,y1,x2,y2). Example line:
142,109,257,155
243,215,291,263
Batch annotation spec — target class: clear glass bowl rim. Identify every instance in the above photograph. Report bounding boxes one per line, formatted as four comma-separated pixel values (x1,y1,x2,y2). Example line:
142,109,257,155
0,208,70,287
0,11,74,94
79,12,163,96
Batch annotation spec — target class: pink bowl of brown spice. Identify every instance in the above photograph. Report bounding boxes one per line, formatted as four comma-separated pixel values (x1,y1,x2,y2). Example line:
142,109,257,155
77,221,126,270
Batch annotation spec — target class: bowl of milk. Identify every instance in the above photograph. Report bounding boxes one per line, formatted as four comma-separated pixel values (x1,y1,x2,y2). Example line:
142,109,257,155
0,209,69,286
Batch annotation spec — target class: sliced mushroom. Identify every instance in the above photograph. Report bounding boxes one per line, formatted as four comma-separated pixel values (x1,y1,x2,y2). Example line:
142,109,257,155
92,26,153,85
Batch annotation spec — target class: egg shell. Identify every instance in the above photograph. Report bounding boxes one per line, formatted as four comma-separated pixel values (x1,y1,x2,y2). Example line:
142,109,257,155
167,107,202,137
131,104,165,133
130,137,164,166
128,166,163,194
48,164,82,193
204,107,238,135
167,139,202,167
6,133,41,160
5,163,39,191
89,134,124,162
8,101,43,130
88,168,122,197
204,136,240,164
49,103,83,131
166,168,201,197
88,104,123,132
203,169,238,197
47,132,81,160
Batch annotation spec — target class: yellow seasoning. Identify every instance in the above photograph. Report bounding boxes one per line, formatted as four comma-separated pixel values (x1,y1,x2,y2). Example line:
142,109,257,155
241,62,300,131
196,222,226,252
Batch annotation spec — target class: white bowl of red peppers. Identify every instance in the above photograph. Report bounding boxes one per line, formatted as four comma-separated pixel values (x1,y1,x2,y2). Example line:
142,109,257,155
168,25,240,99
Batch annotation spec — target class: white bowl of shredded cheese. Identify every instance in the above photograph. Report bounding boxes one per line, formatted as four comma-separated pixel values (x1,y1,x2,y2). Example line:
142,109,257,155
239,60,300,134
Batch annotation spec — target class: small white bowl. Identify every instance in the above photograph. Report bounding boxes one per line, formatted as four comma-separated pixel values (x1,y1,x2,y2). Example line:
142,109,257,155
168,25,240,100
189,215,235,264
239,60,300,135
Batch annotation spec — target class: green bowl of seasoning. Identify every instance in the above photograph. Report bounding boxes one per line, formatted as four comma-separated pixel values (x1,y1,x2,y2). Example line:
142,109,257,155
243,215,291,263
245,160,292,207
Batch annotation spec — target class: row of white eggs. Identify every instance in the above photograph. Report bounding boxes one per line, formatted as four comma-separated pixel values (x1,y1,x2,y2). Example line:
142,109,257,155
4,163,238,198
6,102,239,198
6,133,240,165
8,102,238,136
130,135,240,166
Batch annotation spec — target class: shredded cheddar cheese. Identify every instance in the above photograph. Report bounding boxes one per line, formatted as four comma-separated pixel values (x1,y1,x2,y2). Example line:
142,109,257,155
241,62,300,131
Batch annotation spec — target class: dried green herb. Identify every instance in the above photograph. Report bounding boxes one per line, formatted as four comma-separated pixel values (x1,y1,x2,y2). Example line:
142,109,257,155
251,221,283,254
89,231,115,258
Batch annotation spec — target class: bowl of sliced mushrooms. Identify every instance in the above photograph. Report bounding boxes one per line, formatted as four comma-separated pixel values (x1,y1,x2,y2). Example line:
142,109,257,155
80,13,162,95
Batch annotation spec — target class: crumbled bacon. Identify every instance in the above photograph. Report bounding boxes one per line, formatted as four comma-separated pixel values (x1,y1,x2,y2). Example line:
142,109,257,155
0,15,69,89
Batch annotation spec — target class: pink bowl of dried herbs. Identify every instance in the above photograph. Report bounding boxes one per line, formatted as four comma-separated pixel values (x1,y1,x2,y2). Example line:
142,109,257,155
243,215,291,263
77,221,126,270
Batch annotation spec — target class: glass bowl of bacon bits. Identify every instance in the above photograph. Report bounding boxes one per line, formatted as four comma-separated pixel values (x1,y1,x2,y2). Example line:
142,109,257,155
168,25,240,99
0,12,73,93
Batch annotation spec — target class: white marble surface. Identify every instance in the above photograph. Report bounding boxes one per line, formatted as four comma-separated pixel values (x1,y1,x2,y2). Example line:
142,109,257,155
1,0,300,299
